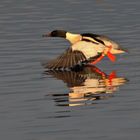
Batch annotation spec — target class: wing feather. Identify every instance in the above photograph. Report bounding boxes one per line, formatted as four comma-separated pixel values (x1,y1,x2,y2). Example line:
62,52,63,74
43,48,87,69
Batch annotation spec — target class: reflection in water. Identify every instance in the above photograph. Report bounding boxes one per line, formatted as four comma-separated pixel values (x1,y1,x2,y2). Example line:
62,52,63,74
45,66,128,107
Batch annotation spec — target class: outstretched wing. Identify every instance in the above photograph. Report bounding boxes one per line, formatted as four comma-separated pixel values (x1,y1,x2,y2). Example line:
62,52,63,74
43,48,87,69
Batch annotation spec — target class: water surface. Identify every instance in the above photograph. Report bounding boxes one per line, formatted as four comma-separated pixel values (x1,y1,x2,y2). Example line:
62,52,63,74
0,0,140,140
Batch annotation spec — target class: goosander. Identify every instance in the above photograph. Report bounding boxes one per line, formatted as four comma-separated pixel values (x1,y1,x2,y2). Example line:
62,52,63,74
43,30,125,69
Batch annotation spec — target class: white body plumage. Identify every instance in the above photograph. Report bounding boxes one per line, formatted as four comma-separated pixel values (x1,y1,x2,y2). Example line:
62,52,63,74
72,41,105,59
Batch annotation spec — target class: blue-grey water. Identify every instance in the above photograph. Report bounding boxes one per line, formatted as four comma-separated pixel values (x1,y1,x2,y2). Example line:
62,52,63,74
0,0,140,140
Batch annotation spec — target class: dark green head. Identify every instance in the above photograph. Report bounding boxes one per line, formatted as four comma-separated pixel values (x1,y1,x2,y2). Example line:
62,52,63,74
42,30,67,38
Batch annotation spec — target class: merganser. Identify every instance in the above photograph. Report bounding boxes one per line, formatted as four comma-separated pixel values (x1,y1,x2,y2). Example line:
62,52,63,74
42,30,126,69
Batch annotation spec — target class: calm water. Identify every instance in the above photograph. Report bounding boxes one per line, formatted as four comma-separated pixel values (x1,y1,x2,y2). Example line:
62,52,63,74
0,0,140,140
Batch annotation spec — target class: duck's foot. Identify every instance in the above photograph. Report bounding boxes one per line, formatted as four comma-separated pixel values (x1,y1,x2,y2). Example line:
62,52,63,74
106,45,116,62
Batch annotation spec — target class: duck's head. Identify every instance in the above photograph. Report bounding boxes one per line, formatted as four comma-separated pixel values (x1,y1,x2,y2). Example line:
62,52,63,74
43,30,82,44
43,30,67,38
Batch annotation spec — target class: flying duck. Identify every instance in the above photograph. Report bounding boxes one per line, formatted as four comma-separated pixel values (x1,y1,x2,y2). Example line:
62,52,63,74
42,30,126,69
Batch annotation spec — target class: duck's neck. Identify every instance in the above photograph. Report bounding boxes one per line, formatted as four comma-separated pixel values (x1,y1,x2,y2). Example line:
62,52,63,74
66,32,82,44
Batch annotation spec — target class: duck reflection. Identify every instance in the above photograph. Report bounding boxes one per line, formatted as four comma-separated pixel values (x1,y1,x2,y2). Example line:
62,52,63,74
45,66,128,106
